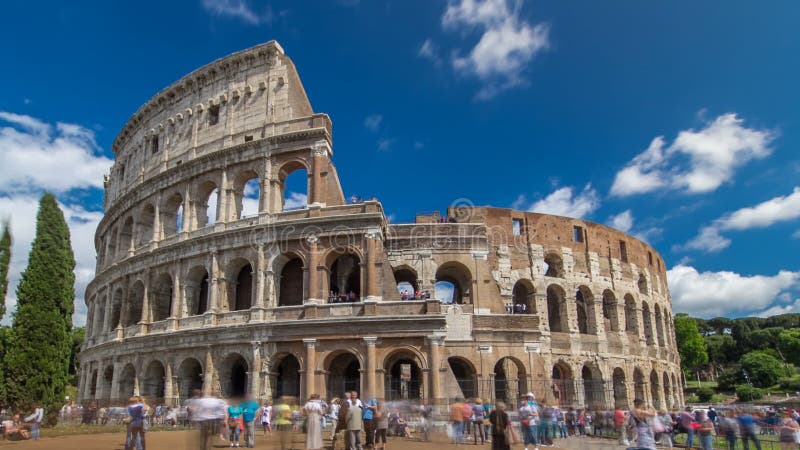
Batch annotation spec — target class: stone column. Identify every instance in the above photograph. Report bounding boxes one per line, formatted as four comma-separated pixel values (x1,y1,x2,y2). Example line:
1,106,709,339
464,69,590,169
364,337,378,398
171,269,183,321
77,366,87,402
209,252,220,312
310,142,328,206
304,339,317,399
139,271,151,335
152,199,162,242
306,235,320,303
364,230,382,301
110,361,122,403
182,189,193,232
251,342,262,398
97,360,109,402
203,347,214,396
255,244,266,308
164,361,175,406
428,336,444,404
103,286,112,335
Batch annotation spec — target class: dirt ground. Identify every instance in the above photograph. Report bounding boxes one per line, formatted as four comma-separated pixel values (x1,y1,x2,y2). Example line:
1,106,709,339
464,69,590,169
0,430,573,450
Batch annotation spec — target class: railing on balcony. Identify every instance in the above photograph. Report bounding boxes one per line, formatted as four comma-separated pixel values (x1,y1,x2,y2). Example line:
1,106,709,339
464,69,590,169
178,315,206,330
217,310,251,326
148,319,169,334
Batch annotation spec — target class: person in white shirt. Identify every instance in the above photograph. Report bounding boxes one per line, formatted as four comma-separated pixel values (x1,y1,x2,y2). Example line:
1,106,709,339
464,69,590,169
24,404,44,441
261,401,272,435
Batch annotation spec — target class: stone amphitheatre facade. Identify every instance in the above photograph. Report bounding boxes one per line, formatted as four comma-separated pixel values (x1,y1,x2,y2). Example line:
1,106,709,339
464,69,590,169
77,41,684,410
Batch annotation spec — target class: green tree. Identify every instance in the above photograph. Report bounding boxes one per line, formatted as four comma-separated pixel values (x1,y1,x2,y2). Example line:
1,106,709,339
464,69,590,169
4,193,75,423
69,327,85,386
0,222,10,319
741,350,793,388
675,313,709,373
779,329,800,366
705,334,737,379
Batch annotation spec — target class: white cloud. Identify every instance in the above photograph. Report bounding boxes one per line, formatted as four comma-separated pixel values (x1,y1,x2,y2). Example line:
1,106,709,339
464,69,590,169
680,187,800,252
430,0,550,99
284,192,307,210
608,210,634,233
0,112,112,194
668,264,800,318
363,114,383,131
793,229,800,239
0,195,101,327
611,113,775,197
377,138,396,152
418,39,442,66
201,0,270,25
519,184,600,219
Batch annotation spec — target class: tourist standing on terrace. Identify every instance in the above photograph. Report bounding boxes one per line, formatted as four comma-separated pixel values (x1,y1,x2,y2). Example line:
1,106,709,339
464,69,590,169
241,394,260,448
488,402,511,450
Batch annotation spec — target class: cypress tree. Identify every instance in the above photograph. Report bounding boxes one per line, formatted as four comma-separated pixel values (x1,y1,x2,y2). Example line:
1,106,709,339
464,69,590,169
0,222,10,319
5,193,75,423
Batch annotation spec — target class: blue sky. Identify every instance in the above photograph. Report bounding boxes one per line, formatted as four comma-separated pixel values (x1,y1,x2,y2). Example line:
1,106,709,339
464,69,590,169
1,0,799,324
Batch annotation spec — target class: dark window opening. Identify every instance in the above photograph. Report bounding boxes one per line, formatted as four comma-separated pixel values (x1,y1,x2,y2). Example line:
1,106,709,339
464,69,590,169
512,219,522,236
573,226,584,243
244,135,253,142
208,105,220,126
648,251,653,266
619,240,628,262
151,135,159,154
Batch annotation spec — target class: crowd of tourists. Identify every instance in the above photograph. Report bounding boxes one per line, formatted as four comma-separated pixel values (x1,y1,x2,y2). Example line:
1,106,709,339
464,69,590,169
0,403,43,441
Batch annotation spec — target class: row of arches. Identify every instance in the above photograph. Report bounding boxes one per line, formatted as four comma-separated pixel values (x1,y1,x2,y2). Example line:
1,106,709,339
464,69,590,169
100,164,310,268
543,252,657,297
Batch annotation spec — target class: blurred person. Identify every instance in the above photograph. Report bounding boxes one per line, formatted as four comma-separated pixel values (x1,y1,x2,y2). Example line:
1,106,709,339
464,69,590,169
346,397,363,450
273,397,293,450
631,399,656,450
350,391,363,408
188,389,227,450
261,400,273,435
656,409,674,447
241,394,260,448
718,411,739,450
334,397,351,450
3,414,29,441
697,411,715,450
23,403,43,441
419,398,433,442
82,401,97,425
375,401,389,450
518,399,537,449
538,400,555,446
488,402,510,450
471,398,486,445
451,398,467,445
737,410,763,450
614,407,628,445
304,394,326,450
126,396,147,450
328,398,341,440
678,406,696,449
778,409,799,450
363,395,378,449
227,397,244,448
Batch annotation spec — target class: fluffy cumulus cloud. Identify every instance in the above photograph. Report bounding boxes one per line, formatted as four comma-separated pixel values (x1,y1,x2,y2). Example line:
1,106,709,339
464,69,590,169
668,264,800,318
681,187,800,252
611,113,775,197
425,0,550,99
363,114,383,132
515,184,599,219
608,209,634,232
200,0,272,25
0,112,110,327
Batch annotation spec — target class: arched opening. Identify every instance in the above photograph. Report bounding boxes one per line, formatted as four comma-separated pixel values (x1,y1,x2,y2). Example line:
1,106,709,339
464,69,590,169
602,290,619,332
222,354,249,398
151,273,173,322
90,370,98,397
274,354,301,399
494,357,527,405
118,364,136,401
547,284,568,333
234,171,261,218
624,294,638,335
177,358,204,401
329,253,361,301
384,352,422,401
102,366,114,400
326,353,361,399
582,365,604,409
552,363,575,407
575,287,595,334
277,255,304,306
435,261,472,304
633,368,646,403
110,288,123,330
511,280,535,314
229,262,253,311
106,228,118,263
638,273,648,295
279,163,308,211
544,253,564,278
142,360,166,400
447,357,476,399
93,297,106,336
186,266,210,316
196,181,219,227
662,372,672,408
137,205,155,246
654,305,665,346
394,267,419,299
125,281,145,326
161,193,184,236
650,370,661,409
119,217,133,257
612,368,628,409
642,302,654,344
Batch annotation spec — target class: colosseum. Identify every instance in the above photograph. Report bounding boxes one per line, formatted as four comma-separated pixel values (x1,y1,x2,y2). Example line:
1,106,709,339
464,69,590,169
77,40,684,411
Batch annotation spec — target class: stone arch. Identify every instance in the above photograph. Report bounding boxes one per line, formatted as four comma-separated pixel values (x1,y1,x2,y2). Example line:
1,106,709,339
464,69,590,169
384,350,423,401
633,368,646,403
654,304,665,347
393,265,419,298
275,252,304,306
124,280,145,326
110,288,123,330
649,369,661,408
227,258,254,311
177,357,204,400
117,363,136,401
93,296,107,336
612,367,628,409
581,364,605,409
232,169,261,218
546,284,568,332
447,357,477,399
325,351,361,399
273,353,301,399
327,250,362,300
494,356,528,404
642,301,654,344
220,352,249,397
662,372,672,408
186,265,210,316
544,252,564,278
106,227,118,262
624,294,638,335
195,179,220,227
552,361,575,407
137,204,155,246
435,261,473,304
511,279,536,314
161,192,184,236
142,360,166,400
602,289,619,332
638,273,648,295
119,217,134,257
151,272,173,321
90,369,98,397
102,365,114,400
278,160,310,212
576,285,597,334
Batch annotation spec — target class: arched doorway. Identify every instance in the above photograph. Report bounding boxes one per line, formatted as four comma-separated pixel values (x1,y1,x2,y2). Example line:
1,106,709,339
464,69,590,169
385,352,422,401
544,253,564,278
278,256,304,306
142,360,166,400
447,357,476,399
151,273,173,321
435,262,472,304
494,357,527,404
274,354,301,399
229,261,253,311
177,358,204,401
511,280,535,314
581,365,604,409
102,366,114,401
633,368,646,403
90,370,98,397
650,370,661,409
279,163,308,212
612,368,628,409
547,284,568,332
327,353,361,399
329,253,361,300
222,354,249,398
602,290,619,332
125,281,145,326
118,364,136,401
624,295,638,335
551,362,574,406
394,267,419,299
186,266,210,316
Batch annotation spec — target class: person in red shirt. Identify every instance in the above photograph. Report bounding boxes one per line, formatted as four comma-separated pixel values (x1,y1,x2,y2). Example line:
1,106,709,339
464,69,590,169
615,408,629,445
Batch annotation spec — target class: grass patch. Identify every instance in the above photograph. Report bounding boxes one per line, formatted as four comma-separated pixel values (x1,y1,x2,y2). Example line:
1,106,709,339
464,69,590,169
684,380,719,390
40,424,187,438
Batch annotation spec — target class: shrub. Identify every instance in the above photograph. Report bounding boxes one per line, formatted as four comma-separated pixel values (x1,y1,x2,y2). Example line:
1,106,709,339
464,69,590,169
736,384,764,401
696,386,715,402
717,367,744,391
778,375,800,392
